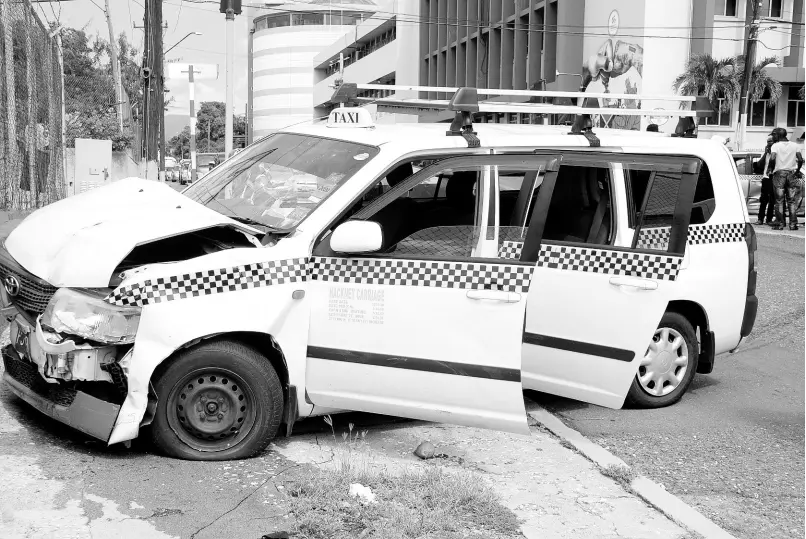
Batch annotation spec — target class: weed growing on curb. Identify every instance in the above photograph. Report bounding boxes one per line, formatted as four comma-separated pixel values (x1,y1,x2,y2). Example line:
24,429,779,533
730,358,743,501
601,464,637,489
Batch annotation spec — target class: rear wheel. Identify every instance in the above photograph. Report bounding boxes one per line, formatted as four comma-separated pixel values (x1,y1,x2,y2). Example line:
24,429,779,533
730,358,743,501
150,340,283,460
626,312,699,408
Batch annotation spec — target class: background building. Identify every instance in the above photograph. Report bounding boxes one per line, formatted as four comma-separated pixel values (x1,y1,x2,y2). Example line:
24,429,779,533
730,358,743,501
250,0,805,149
246,0,379,142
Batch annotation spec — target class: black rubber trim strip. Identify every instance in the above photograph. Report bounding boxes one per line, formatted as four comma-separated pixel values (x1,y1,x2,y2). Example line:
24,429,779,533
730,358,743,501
522,332,635,362
307,346,520,382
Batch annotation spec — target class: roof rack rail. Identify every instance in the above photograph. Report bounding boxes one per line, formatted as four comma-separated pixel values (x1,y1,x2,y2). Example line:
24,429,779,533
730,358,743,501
329,83,713,145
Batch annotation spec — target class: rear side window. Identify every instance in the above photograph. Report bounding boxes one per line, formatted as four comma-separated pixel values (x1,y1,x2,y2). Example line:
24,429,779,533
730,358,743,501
627,159,714,252
691,164,716,225
542,165,614,246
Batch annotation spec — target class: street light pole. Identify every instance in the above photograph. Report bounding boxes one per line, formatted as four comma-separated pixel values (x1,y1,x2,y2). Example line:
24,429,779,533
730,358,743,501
225,7,235,160
220,1,240,160
165,32,203,56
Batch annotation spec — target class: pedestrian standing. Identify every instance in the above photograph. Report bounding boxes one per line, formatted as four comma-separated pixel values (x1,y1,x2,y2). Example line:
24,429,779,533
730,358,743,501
767,128,805,231
753,135,775,225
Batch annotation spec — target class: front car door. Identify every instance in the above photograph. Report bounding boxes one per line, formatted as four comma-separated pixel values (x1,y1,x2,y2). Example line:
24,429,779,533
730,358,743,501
507,152,700,408
305,154,559,435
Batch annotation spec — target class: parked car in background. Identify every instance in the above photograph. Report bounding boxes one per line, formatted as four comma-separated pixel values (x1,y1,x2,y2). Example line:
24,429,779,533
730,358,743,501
733,151,805,218
179,161,193,185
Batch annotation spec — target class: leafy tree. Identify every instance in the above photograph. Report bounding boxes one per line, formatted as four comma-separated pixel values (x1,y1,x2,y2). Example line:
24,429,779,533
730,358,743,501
737,56,783,106
168,126,191,159
60,27,142,150
167,101,246,157
672,53,741,113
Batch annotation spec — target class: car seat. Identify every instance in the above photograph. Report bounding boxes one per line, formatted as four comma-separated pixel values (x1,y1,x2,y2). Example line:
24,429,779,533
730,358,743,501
420,171,477,229
370,162,418,251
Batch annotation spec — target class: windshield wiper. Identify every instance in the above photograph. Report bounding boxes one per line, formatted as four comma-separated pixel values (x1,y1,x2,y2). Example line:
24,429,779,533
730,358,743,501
226,214,286,233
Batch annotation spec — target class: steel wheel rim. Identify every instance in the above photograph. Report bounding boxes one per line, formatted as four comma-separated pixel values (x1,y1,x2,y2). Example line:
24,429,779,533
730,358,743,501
637,327,689,397
166,368,258,452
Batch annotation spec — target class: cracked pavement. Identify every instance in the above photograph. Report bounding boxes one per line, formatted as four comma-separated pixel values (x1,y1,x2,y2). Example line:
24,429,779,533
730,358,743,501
0,350,309,539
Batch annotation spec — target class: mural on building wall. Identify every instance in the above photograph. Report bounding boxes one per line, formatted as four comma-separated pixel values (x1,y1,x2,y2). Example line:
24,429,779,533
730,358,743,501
581,6,645,130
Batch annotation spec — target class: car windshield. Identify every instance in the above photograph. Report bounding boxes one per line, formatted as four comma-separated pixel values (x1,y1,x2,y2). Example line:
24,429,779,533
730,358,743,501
183,133,379,230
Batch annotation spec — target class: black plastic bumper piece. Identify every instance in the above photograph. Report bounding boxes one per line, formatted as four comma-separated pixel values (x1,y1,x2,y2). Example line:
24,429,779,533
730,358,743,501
1,345,120,442
740,295,758,338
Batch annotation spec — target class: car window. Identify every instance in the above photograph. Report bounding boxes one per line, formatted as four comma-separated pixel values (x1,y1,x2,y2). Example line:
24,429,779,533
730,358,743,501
358,166,482,258
541,164,615,247
183,133,379,231
627,161,714,240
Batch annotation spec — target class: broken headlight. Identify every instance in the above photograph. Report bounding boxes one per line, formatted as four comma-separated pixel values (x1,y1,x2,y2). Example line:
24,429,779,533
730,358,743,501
41,288,141,344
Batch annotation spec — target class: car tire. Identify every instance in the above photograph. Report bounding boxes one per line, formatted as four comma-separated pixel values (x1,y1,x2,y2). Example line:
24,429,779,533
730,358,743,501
626,312,699,409
150,339,283,461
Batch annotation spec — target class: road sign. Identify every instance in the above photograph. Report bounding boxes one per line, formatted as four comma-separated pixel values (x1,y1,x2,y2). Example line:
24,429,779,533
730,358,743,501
166,63,219,80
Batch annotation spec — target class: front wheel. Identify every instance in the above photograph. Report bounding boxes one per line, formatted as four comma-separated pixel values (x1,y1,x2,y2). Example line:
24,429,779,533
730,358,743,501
626,312,699,408
150,340,283,460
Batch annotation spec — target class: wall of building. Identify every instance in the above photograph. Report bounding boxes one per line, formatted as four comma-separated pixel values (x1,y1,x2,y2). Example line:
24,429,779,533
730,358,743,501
698,0,805,149
312,0,422,124
252,24,357,138
640,0,694,132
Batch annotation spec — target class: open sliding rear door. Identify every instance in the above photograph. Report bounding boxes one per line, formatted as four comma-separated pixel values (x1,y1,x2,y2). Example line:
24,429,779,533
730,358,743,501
519,152,701,408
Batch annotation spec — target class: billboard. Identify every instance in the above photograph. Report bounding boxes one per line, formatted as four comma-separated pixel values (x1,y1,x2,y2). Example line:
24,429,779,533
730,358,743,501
581,3,646,130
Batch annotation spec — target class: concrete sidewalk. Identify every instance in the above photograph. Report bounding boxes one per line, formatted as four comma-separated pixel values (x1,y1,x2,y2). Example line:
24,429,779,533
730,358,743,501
274,417,691,539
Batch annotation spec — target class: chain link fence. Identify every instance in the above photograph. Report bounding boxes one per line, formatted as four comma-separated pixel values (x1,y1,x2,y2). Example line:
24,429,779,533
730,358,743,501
0,0,66,211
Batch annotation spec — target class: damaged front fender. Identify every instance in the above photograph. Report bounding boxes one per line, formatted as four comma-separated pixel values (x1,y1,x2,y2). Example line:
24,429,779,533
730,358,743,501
106,242,312,446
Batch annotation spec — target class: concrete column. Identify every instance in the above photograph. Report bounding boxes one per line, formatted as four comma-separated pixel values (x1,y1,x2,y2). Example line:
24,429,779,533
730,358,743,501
690,0,715,56
784,0,804,68
554,0,585,91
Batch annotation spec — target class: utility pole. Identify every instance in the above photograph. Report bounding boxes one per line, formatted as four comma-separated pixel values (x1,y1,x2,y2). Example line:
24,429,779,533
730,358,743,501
142,0,164,180
221,0,241,161
104,0,124,131
736,0,762,151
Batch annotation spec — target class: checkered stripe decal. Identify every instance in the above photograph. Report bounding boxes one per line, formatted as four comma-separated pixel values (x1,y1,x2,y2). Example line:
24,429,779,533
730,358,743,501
636,227,672,250
105,258,308,307
537,244,681,281
686,223,745,244
637,223,746,249
498,241,524,260
309,257,534,293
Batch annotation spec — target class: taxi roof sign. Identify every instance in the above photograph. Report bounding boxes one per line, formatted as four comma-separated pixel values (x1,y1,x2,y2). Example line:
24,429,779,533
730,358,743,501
326,107,375,129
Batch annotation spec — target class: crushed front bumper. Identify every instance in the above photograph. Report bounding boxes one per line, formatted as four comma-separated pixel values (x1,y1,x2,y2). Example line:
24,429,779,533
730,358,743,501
2,345,120,441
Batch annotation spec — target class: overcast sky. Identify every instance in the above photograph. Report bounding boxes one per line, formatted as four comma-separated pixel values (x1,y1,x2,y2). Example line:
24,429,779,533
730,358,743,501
34,0,250,138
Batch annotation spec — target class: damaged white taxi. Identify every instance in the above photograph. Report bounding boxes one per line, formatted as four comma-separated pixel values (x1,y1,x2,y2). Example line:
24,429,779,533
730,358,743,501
0,85,757,460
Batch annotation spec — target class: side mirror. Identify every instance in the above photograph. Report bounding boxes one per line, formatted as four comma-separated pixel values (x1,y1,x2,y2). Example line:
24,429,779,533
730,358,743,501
330,220,383,254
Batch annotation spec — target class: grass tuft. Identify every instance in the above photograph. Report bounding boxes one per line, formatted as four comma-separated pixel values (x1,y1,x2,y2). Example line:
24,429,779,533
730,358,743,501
287,451,522,539
600,463,636,489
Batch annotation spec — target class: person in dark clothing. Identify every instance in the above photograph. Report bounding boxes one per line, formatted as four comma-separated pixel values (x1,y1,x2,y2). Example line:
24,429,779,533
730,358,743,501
753,135,775,225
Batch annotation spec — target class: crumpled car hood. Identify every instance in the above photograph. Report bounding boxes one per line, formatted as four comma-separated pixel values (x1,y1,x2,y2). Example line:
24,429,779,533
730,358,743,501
4,178,258,288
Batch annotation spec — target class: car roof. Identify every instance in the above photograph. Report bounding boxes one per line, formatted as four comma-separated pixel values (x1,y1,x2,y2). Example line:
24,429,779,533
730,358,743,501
280,121,729,160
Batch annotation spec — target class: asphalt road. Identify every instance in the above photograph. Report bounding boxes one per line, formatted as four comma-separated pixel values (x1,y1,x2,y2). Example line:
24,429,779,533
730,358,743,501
529,232,805,539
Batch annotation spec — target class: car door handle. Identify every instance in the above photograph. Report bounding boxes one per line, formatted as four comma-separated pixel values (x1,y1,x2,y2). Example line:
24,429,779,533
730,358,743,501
608,276,658,290
466,290,522,303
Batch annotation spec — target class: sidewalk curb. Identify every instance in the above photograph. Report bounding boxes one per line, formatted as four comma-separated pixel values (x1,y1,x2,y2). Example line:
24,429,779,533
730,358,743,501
528,408,738,539
754,227,804,240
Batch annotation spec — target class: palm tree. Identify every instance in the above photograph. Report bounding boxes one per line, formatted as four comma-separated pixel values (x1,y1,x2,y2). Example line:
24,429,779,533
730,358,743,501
672,53,741,113
737,56,783,105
